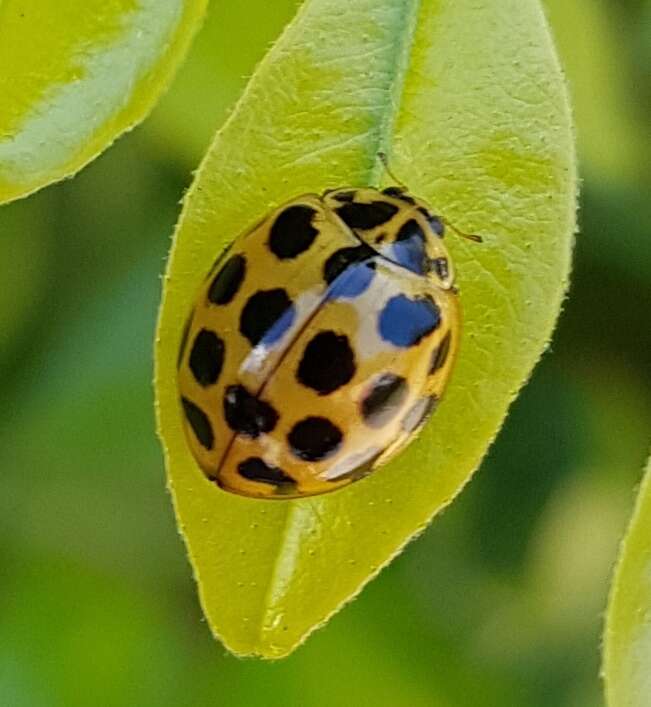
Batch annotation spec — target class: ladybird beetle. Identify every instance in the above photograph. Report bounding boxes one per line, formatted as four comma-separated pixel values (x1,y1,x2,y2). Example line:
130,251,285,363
177,181,479,499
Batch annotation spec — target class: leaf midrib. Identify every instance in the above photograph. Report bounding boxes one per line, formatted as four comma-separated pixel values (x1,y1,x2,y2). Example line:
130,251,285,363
253,0,422,653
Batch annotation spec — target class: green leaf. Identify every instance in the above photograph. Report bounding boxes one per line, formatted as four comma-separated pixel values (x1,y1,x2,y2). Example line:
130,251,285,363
0,0,207,204
155,0,576,658
604,453,651,705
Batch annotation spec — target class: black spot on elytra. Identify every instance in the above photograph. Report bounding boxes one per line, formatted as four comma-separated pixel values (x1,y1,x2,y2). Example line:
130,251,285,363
181,397,214,450
323,244,376,285
208,253,246,305
223,385,279,438
361,373,409,428
417,207,444,237
429,332,452,374
431,257,450,280
330,190,357,203
392,219,429,274
240,288,295,346
297,331,356,395
288,417,343,461
238,457,295,489
378,294,441,347
335,201,399,230
382,186,416,205
268,204,319,259
324,244,377,299
396,219,425,243
402,395,438,433
189,329,225,387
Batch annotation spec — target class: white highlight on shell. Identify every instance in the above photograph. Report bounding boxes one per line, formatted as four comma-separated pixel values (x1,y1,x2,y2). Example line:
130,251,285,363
320,446,381,481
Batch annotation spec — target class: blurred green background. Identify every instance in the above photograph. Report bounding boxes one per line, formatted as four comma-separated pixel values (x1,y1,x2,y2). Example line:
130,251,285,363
1,1,650,705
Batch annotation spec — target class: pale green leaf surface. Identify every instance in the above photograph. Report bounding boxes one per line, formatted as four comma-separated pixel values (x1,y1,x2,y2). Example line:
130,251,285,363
0,0,207,204
604,454,651,706
156,0,576,658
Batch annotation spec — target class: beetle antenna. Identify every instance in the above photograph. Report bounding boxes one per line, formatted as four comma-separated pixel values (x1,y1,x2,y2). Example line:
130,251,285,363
442,218,483,243
377,151,406,189
378,152,483,243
